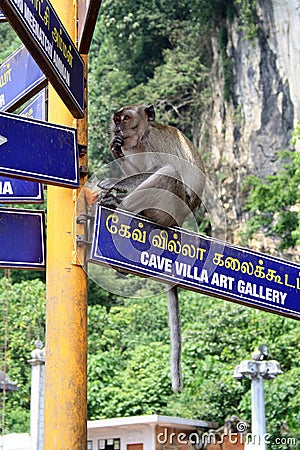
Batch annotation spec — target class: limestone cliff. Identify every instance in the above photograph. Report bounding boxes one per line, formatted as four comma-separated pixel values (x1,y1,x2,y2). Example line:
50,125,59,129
207,0,299,256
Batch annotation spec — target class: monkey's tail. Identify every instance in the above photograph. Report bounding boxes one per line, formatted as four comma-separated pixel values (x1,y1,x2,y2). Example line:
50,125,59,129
167,286,183,392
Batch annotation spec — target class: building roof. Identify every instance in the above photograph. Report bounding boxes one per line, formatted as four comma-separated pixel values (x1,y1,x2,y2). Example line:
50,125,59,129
88,414,218,430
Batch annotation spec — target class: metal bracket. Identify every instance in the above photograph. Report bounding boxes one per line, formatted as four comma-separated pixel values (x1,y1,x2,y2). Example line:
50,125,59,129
76,234,92,246
79,165,88,177
76,213,94,224
76,213,95,254
78,144,87,157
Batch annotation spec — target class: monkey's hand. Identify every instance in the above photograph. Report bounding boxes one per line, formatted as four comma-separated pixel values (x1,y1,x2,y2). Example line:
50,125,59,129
84,187,100,206
111,135,124,159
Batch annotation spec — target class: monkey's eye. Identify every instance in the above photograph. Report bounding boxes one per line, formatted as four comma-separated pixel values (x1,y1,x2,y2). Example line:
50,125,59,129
123,115,130,121
114,117,121,124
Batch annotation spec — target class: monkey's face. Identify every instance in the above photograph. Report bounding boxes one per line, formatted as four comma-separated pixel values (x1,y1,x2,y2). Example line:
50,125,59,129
112,105,153,152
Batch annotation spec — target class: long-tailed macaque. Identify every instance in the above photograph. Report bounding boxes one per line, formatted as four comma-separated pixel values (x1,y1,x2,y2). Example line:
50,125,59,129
86,104,206,392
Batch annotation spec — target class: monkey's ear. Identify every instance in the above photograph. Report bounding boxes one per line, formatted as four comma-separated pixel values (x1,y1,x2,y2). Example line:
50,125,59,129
145,105,155,122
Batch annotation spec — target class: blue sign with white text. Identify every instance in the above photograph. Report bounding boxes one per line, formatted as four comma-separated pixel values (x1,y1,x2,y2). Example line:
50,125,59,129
0,177,43,203
0,90,47,203
0,111,79,187
0,9,5,21
0,0,84,117
0,208,45,269
0,46,46,112
91,206,300,320
0,90,46,203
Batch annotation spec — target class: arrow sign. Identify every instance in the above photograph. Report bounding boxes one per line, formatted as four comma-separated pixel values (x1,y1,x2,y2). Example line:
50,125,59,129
0,46,47,113
90,206,300,320
0,91,46,204
0,208,45,269
0,135,7,146
0,112,79,187
0,0,84,118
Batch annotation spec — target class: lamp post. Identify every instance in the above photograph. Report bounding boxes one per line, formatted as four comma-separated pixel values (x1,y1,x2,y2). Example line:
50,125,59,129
234,345,283,450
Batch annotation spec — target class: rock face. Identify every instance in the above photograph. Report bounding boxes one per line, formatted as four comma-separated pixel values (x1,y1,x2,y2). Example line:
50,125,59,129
207,0,299,247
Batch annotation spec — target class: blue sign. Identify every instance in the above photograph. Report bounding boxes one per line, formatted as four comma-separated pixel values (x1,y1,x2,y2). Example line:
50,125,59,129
19,89,46,120
0,9,5,21
0,111,79,187
91,206,300,320
0,89,46,203
0,46,46,112
0,208,45,269
0,0,84,118
0,177,43,203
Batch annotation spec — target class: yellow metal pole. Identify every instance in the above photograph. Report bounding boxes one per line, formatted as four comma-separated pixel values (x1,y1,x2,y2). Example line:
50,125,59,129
44,0,88,448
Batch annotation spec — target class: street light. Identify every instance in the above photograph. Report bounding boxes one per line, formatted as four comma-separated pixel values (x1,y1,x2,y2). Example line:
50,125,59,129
234,345,283,450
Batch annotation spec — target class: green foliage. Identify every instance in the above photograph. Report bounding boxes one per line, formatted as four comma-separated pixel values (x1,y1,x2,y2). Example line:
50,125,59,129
244,149,300,250
0,23,21,61
1,0,299,443
88,0,239,167
87,289,300,443
235,0,259,41
0,278,45,433
218,26,233,102
2,274,300,442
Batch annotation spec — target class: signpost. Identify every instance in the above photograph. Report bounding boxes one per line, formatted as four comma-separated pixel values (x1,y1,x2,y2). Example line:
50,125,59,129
90,206,300,320
0,0,88,446
0,0,84,118
0,45,47,112
78,0,102,53
0,111,79,187
0,208,45,269
0,9,5,21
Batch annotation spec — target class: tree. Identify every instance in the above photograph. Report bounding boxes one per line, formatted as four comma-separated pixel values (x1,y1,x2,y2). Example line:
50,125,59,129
0,23,21,61
244,144,300,251
87,289,300,444
0,277,45,433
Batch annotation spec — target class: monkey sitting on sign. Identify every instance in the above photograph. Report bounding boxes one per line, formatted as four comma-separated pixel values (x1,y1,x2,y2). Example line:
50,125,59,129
85,104,206,392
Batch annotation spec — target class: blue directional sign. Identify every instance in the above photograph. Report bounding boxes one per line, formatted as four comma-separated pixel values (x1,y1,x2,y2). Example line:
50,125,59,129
19,89,46,121
0,111,79,187
0,46,47,113
0,177,43,203
0,91,46,203
0,0,84,118
90,206,300,320
0,208,45,269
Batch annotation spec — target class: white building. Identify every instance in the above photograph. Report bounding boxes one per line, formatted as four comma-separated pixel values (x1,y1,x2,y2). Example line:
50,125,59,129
2,415,217,450
87,414,217,450
1,433,31,450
